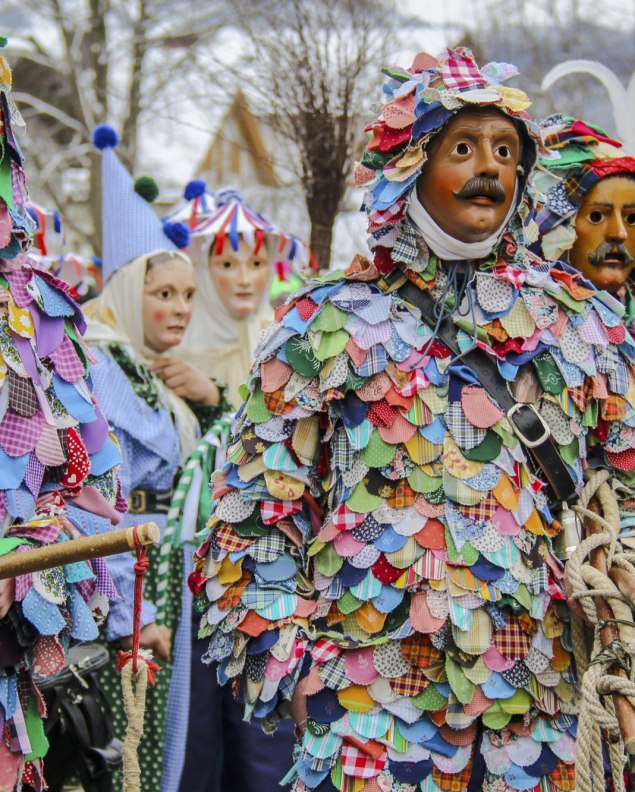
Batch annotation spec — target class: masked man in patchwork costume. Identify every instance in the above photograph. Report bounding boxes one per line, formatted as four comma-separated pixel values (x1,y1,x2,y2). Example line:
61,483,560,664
531,116,635,335
189,48,635,792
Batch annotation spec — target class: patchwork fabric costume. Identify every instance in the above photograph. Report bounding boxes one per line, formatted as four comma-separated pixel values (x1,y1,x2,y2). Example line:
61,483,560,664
190,49,635,792
0,48,124,791
530,115,635,335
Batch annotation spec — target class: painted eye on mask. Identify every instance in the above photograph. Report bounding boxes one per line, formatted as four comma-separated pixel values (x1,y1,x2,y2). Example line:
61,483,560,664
496,144,512,158
626,212,635,227
452,142,471,156
588,210,604,224
221,260,233,269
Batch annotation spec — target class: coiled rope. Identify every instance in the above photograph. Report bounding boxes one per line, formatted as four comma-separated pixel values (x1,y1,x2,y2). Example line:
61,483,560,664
567,470,635,792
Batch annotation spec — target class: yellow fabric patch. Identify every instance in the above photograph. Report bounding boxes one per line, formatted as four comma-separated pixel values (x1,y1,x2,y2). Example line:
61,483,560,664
500,688,531,714
499,294,536,338
443,436,484,479
495,85,532,112
218,556,243,585
492,473,520,510
355,601,387,635
263,469,305,500
8,295,34,338
452,607,492,655
418,387,448,414
337,685,375,712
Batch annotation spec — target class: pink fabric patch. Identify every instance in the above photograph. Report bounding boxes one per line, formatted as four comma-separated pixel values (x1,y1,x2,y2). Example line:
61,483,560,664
461,386,504,429
0,409,44,457
409,591,446,633
344,647,379,686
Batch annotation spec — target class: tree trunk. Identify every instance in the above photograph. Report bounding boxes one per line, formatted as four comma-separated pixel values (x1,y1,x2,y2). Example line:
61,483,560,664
88,149,102,255
309,218,336,272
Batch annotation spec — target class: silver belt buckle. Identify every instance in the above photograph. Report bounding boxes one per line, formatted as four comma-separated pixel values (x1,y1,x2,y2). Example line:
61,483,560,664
506,403,550,448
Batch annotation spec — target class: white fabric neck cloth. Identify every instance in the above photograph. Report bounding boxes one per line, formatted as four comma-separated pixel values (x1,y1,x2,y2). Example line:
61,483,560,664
406,184,518,261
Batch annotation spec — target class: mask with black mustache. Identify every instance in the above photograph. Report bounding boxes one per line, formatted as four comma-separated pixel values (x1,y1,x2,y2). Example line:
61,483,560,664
453,177,507,204
588,240,635,268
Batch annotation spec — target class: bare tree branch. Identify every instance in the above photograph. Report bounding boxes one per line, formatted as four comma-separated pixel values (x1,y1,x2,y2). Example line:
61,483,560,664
229,0,394,269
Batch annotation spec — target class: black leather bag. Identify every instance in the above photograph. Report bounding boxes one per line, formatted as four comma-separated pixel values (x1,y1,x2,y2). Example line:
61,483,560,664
37,644,123,792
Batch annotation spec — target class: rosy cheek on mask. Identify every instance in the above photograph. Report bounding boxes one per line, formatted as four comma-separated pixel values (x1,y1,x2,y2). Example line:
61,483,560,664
154,310,166,322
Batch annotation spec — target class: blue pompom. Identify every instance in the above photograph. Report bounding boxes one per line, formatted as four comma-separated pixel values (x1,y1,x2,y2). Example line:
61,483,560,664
162,221,190,250
92,125,119,150
184,179,207,201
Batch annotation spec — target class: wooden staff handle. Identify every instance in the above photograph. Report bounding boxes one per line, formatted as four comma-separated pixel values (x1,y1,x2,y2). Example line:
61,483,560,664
610,566,635,607
586,498,635,754
0,522,160,580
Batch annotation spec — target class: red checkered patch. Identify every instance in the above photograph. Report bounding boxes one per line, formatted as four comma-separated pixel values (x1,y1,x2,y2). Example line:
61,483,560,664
261,499,302,525
311,637,343,664
287,638,309,674
398,369,429,397
340,742,386,779
441,48,488,91
332,503,365,531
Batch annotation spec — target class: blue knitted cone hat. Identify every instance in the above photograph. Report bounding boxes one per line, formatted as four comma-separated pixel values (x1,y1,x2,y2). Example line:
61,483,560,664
93,125,179,282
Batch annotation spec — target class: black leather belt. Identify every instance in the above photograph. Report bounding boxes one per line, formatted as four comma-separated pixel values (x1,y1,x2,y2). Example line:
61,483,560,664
378,269,577,507
128,488,173,515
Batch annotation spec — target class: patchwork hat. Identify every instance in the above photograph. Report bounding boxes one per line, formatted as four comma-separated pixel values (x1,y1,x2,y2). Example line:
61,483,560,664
0,41,34,259
531,115,635,262
189,187,309,267
93,125,190,282
354,47,542,269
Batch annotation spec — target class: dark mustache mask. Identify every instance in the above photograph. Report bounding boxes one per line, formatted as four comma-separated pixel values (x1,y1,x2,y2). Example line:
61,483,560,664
588,240,635,268
453,177,507,204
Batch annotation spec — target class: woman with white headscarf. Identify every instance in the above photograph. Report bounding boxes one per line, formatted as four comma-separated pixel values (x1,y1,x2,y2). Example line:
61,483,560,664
87,127,228,792
173,187,308,408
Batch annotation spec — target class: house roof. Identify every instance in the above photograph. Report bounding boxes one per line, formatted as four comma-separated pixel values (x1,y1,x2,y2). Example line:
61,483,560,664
196,89,279,187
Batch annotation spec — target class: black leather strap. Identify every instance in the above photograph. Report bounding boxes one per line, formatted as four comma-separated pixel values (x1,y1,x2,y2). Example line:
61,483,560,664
379,269,577,506
128,488,173,515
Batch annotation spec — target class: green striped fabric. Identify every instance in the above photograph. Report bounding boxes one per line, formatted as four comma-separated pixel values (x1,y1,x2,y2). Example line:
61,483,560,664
155,414,233,623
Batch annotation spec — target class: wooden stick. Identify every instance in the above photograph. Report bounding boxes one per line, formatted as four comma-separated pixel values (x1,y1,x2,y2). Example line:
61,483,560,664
0,523,160,580
609,566,635,608
586,498,635,754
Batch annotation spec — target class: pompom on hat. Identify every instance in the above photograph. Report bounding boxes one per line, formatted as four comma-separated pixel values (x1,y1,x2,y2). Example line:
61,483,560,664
93,124,187,282
165,178,217,229
355,47,542,271
531,114,635,261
